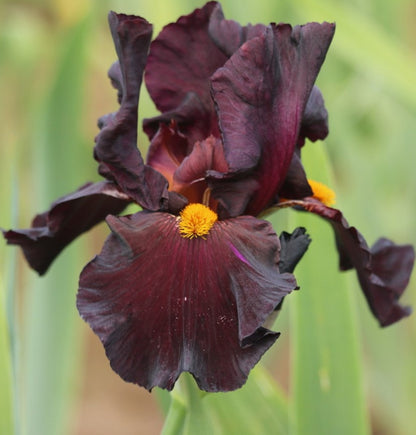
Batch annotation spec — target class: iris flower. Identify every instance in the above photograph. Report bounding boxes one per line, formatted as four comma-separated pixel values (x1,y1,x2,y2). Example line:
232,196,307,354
3,2,414,392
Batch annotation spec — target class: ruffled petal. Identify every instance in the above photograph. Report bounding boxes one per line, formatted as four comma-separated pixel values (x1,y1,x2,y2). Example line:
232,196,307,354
211,22,335,216
3,182,130,275
174,136,228,185
279,227,312,274
282,198,414,326
278,152,313,200
208,3,266,56
144,2,227,141
95,12,176,211
77,211,296,392
298,85,329,146
143,93,210,147
146,122,189,189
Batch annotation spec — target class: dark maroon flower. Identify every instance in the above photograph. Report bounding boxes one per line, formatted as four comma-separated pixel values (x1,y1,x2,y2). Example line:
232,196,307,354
4,3,330,391
6,2,408,394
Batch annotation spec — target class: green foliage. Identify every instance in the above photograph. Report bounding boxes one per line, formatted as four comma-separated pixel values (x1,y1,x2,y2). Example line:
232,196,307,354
161,368,289,435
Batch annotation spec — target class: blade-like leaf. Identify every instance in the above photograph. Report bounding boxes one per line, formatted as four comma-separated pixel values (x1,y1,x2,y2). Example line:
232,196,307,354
161,366,289,435
21,13,95,435
289,143,370,435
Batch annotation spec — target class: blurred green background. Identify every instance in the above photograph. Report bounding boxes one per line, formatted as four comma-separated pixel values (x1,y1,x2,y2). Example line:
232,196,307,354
1,0,415,434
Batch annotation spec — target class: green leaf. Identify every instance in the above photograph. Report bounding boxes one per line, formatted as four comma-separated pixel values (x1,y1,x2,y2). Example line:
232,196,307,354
288,143,370,435
0,280,14,435
162,366,289,435
295,0,416,110
20,13,95,435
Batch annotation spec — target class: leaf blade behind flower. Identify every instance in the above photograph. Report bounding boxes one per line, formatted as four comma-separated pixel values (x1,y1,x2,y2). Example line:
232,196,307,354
161,366,289,435
289,143,370,435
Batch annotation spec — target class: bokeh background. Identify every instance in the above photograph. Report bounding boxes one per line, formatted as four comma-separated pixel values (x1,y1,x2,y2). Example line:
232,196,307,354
1,0,415,434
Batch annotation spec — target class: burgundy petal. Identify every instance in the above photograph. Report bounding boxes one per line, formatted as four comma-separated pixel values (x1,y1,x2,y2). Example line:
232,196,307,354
278,152,313,200
272,227,311,314
174,136,228,185
143,93,210,147
211,22,335,216
208,3,266,57
144,2,227,140
77,211,296,392
94,12,172,211
298,85,329,146
286,198,414,326
146,122,189,189
3,182,130,275
279,227,311,274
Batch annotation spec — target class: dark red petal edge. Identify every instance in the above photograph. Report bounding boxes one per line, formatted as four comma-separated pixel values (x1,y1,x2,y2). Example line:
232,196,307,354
3,181,131,275
208,3,266,57
211,22,335,217
95,12,181,212
297,85,329,146
279,227,312,274
292,198,414,326
77,211,296,392
278,152,313,200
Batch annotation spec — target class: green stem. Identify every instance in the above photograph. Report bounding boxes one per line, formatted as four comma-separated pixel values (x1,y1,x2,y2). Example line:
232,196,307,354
161,388,187,435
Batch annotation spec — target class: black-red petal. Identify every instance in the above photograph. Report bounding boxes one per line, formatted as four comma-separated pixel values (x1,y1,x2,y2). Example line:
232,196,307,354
77,211,296,391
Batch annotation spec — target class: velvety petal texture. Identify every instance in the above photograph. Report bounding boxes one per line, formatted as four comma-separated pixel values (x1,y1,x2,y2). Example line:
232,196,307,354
283,198,414,326
297,85,329,146
279,227,312,274
208,3,266,57
77,212,296,391
211,22,335,216
145,2,227,141
3,182,130,275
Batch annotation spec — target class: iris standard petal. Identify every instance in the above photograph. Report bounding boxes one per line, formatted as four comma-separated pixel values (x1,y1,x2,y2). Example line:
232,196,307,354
143,93,209,146
77,211,296,392
211,22,335,216
283,198,414,326
173,136,228,185
94,12,174,211
298,85,329,146
278,152,313,200
146,122,189,189
144,2,227,140
208,2,266,57
3,182,130,275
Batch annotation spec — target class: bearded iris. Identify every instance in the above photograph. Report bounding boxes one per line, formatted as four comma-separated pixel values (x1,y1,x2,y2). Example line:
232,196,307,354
3,2,414,392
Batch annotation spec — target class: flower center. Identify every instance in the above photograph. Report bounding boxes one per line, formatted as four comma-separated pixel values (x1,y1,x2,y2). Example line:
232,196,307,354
308,179,336,206
178,203,218,239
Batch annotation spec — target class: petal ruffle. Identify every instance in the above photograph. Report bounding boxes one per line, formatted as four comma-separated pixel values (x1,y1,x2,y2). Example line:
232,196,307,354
3,182,130,275
77,211,296,392
283,198,414,326
298,85,329,146
279,227,312,274
95,13,180,212
208,3,266,57
278,152,313,200
146,122,189,189
144,2,227,141
211,22,335,216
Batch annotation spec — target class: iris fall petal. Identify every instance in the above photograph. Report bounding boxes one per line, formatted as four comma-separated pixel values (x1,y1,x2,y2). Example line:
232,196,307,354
77,211,296,391
285,198,414,326
3,182,130,275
